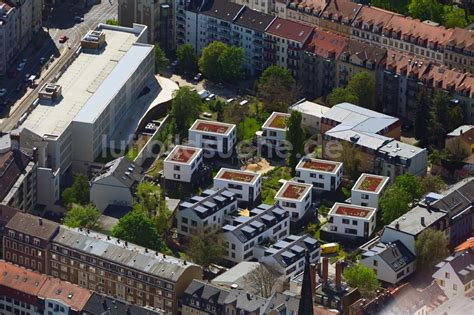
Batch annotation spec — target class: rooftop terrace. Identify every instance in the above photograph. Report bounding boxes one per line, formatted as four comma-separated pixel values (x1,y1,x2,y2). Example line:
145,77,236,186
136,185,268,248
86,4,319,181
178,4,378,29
216,168,260,184
276,181,311,201
353,173,388,193
165,145,201,164
263,112,290,130
330,203,375,219
190,120,235,135
297,158,342,173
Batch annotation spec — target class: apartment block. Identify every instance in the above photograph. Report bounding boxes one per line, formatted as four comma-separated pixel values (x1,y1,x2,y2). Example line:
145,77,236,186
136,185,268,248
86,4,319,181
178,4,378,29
0,2,17,75
176,188,237,238
163,145,204,183
188,119,236,157
213,168,262,207
351,173,389,209
324,203,377,241
274,181,312,221
260,112,290,154
295,157,343,191
259,234,320,277
222,204,290,263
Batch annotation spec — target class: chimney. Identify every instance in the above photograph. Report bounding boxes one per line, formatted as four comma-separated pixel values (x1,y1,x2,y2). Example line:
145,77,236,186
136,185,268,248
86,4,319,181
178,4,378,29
310,263,317,293
421,217,425,226
322,257,329,284
395,221,400,230
9,131,20,150
38,218,43,226
335,261,342,287
32,147,38,162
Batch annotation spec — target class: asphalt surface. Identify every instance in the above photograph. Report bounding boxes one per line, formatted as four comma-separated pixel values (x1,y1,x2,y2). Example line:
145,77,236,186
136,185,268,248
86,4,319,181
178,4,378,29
0,0,117,131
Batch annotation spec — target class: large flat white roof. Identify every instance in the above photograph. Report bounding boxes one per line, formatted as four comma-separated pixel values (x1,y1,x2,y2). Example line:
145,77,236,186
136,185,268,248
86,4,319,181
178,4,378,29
22,27,145,138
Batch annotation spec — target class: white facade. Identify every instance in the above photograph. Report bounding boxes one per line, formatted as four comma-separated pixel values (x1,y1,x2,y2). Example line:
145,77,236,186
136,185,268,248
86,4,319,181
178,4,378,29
351,173,389,209
326,203,376,239
163,145,203,183
290,100,330,133
259,234,320,278
274,181,312,221
188,120,236,157
176,188,237,237
230,0,275,14
222,204,290,263
261,112,290,152
432,251,474,298
214,168,262,205
295,157,343,191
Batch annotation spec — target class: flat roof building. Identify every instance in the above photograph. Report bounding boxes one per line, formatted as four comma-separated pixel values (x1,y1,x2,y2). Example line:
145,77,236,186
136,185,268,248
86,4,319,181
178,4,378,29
163,145,204,185
214,168,262,207
323,203,377,241
188,119,236,156
295,157,343,191
351,173,389,209
275,181,313,222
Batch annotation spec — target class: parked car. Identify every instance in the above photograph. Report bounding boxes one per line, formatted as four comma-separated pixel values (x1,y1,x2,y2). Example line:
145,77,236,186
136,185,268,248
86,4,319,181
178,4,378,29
59,35,68,43
0,88,6,97
74,16,84,22
24,74,31,82
50,54,55,62
21,58,27,63
205,93,216,101
321,243,340,255
239,100,249,106
39,57,46,65
198,89,210,99
16,62,26,71
194,72,203,81
171,60,179,67
226,98,235,104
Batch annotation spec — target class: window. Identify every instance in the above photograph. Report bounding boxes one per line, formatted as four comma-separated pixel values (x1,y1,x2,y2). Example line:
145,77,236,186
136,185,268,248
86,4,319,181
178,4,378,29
445,272,450,279
342,219,350,224
173,165,180,171
173,174,180,179
361,194,369,200
352,220,358,225
373,260,378,267
182,218,188,224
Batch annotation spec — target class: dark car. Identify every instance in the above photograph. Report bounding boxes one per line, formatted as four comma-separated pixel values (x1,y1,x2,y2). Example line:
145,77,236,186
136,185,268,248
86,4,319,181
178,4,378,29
39,57,46,64
15,83,24,92
194,72,203,81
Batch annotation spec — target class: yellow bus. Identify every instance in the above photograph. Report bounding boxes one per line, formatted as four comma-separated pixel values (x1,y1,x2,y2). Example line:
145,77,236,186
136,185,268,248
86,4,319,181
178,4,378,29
321,242,340,255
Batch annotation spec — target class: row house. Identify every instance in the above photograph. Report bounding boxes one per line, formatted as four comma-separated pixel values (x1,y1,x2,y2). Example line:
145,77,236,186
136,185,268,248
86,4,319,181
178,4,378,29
188,119,237,157
230,0,276,15
264,17,314,80
259,234,320,277
222,204,290,263
213,168,262,207
300,29,348,99
286,0,328,27
176,188,237,238
274,181,312,222
295,157,343,191
433,248,474,298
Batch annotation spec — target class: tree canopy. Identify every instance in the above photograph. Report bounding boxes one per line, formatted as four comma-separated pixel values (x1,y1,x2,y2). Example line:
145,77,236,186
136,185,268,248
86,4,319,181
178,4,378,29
415,228,449,272
198,41,244,82
394,173,423,201
154,45,169,73
420,175,447,195
257,66,297,112
64,204,100,229
327,87,358,107
171,87,202,137
62,174,90,206
176,44,198,75
340,142,360,180
106,19,119,26
286,111,305,172
343,264,379,298
327,72,376,109
414,88,431,147
408,0,444,23
185,232,226,270
134,181,171,236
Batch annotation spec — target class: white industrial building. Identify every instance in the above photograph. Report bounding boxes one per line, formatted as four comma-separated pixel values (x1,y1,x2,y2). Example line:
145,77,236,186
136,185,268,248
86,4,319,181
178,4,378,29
290,100,330,133
274,181,312,222
163,145,203,183
326,203,377,239
222,204,290,263
295,157,343,191
261,112,290,154
188,120,236,157
214,168,262,207
351,173,389,209
176,188,237,238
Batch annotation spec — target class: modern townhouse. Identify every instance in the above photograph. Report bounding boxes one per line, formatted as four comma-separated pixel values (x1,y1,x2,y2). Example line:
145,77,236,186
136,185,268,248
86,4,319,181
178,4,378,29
232,6,275,75
0,140,37,212
432,248,473,297
90,156,142,212
289,100,330,133
3,212,59,274
49,227,202,314
260,112,290,154
0,2,17,75
295,157,343,191
300,29,348,99
258,234,320,277
274,181,312,222
264,17,313,80
163,145,205,188
324,203,377,241
188,119,236,157
360,240,415,284
176,188,237,238
222,204,290,263
351,173,389,209
213,168,262,207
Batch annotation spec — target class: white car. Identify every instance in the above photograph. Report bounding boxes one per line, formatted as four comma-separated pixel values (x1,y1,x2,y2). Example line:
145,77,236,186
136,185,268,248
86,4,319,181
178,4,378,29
226,98,235,104
239,100,249,106
198,89,210,99
205,94,216,101
16,62,26,71
0,88,6,97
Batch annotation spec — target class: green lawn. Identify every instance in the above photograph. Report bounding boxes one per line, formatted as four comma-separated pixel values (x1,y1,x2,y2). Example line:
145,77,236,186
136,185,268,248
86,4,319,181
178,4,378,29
238,117,261,141
261,166,292,204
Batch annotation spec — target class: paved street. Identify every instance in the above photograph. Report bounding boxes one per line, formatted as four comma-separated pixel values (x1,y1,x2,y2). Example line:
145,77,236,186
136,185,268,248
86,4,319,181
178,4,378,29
0,0,117,131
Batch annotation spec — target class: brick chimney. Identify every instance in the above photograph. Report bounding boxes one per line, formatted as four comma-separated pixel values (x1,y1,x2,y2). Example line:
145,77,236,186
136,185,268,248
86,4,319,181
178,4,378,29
322,257,329,284
310,263,317,294
335,261,343,287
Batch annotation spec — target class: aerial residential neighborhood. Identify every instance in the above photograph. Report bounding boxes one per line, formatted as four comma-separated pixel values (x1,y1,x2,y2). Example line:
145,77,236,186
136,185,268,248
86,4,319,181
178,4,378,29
0,0,473,314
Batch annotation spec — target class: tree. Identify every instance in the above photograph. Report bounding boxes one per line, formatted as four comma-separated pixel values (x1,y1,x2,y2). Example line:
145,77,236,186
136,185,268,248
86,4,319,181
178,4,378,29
343,264,379,298
112,210,163,251
414,88,431,147
415,228,449,272
218,45,245,81
380,186,412,224
340,142,360,180
64,204,100,229
244,264,279,298
347,72,377,110
106,18,119,25
449,105,464,133
327,87,358,107
62,174,90,206
134,181,171,235
429,91,450,148
408,0,444,23
420,175,447,194
199,41,227,81
186,232,226,270
154,45,169,73
394,173,423,201
257,66,297,112
371,0,409,14
177,44,198,75
286,111,304,172
171,87,202,137
443,5,467,28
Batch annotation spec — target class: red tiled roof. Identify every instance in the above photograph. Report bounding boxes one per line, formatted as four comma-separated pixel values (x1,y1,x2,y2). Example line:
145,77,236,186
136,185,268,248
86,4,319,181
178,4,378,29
267,17,314,44
446,28,474,52
342,39,386,64
39,277,93,311
0,261,47,296
352,5,401,29
303,29,348,59
384,49,432,79
321,0,362,23
456,237,474,252
289,0,328,15
219,170,257,183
